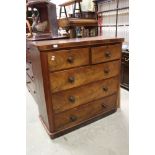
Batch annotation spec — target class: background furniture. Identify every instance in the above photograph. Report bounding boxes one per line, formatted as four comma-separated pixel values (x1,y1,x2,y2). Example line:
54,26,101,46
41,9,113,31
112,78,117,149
58,18,98,38
121,49,129,90
27,36,124,139
26,0,58,40
26,0,68,98
95,0,129,41
94,0,129,90
58,0,98,38
59,0,82,18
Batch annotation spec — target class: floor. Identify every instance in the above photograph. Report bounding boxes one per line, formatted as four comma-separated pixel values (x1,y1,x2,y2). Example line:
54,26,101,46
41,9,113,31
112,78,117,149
26,89,129,155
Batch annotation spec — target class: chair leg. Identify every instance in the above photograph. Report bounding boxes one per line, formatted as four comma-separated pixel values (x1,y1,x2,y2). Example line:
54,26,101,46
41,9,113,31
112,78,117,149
78,2,82,18
73,2,77,18
64,6,67,18
59,6,62,18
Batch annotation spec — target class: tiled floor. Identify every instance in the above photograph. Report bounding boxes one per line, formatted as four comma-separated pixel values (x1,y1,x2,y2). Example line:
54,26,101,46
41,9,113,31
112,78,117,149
26,89,129,155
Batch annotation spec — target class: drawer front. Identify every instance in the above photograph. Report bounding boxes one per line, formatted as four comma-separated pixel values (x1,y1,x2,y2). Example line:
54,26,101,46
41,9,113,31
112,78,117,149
52,76,119,114
48,48,89,71
91,44,121,64
54,94,117,130
50,60,120,93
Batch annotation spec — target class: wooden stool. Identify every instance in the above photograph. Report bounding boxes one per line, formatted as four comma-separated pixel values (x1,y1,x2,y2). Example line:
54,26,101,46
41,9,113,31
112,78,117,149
59,0,82,18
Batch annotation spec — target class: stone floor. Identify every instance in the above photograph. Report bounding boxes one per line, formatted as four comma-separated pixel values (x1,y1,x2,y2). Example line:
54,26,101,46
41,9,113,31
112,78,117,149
26,88,129,155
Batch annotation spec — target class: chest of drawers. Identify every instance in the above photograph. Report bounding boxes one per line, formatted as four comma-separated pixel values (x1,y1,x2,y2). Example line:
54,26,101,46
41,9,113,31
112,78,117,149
26,36,124,139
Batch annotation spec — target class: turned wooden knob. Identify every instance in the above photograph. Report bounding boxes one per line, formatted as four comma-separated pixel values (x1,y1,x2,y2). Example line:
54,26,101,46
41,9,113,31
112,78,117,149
102,86,108,92
104,68,109,74
70,115,77,122
68,96,76,103
105,51,111,58
67,56,74,63
101,104,107,109
68,76,75,83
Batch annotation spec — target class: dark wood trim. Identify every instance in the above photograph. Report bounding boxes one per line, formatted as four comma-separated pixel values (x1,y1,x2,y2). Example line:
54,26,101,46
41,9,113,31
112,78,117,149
29,45,50,129
40,52,55,132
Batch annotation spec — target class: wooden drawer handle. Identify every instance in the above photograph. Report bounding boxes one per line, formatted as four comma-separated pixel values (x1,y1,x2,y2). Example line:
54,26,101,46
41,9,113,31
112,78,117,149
68,96,76,103
31,76,34,79
26,68,30,71
105,51,111,58
102,86,108,92
68,76,75,83
70,115,77,122
27,81,31,84
101,104,107,109
104,68,110,74
27,61,32,64
67,56,74,64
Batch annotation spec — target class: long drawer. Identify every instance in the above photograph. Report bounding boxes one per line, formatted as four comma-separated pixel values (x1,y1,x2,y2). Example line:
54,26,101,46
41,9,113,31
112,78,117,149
50,60,120,93
91,44,121,64
52,76,119,114
54,94,117,130
48,48,89,71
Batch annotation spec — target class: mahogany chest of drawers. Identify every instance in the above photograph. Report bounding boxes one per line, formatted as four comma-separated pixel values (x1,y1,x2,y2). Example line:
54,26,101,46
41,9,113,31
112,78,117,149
26,36,124,139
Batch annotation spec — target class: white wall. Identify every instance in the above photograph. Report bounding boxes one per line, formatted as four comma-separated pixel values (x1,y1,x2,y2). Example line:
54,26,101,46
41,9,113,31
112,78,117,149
51,0,94,10
98,0,129,44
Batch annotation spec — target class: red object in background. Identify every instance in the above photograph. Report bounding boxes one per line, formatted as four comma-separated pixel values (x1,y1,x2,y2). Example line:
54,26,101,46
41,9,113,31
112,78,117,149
98,15,103,35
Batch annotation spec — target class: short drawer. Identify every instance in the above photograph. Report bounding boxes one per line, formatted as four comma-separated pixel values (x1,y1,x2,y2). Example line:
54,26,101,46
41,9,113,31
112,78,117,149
52,76,119,114
48,48,89,71
91,44,121,64
50,60,120,93
54,94,117,130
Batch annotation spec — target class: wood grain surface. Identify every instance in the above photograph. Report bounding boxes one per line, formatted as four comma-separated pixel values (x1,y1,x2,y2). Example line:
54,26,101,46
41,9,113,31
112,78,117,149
50,60,120,93
91,43,122,64
54,94,117,130
48,48,89,71
52,77,119,114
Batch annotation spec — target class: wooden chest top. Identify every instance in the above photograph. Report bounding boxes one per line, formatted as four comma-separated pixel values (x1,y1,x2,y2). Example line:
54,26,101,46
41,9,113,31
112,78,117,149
29,36,124,51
